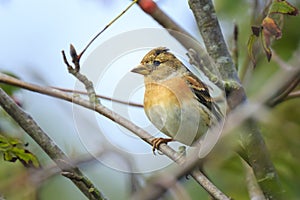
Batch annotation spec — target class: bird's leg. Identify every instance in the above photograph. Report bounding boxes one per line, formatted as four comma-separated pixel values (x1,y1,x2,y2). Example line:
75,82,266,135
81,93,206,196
151,138,173,154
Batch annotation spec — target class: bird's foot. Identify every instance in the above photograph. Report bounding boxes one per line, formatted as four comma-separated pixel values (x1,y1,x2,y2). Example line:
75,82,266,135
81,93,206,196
151,137,173,155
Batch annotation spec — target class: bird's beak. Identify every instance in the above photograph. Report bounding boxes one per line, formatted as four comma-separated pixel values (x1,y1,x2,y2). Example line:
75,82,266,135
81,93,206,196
131,64,151,76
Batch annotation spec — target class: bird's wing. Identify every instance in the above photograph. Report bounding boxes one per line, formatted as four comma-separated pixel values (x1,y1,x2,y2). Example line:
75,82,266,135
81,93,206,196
183,72,212,110
183,71,223,121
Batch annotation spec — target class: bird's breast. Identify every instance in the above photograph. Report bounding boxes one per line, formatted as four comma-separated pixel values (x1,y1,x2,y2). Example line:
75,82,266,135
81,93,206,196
143,77,210,145
144,77,194,105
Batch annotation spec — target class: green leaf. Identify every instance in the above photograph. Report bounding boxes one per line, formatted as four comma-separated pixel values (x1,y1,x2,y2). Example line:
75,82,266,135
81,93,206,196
0,134,21,150
11,147,40,168
247,34,258,65
269,0,299,16
3,151,16,162
0,133,40,168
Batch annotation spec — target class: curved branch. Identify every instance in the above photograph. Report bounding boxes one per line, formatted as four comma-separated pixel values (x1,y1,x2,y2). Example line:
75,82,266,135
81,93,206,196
0,88,107,200
268,52,300,107
0,72,228,200
268,75,300,107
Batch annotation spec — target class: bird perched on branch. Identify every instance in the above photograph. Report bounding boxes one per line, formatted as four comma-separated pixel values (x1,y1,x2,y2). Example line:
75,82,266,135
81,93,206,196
131,47,222,153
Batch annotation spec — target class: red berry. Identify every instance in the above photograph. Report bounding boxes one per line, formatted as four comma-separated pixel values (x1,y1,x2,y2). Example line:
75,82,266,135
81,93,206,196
138,0,157,14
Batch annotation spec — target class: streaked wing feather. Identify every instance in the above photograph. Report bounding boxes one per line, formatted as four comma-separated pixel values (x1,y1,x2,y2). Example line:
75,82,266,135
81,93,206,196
184,73,212,110
184,71,223,121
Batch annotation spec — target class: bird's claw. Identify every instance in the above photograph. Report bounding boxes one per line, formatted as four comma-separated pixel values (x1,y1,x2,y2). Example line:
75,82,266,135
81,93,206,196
151,138,173,155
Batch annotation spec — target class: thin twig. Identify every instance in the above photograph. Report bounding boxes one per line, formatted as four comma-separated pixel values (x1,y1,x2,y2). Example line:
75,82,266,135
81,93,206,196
62,48,100,104
0,72,140,109
0,73,142,107
51,86,143,108
132,144,230,200
0,88,107,200
78,0,138,59
266,53,300,107
286,90,300,100
268,76,300,107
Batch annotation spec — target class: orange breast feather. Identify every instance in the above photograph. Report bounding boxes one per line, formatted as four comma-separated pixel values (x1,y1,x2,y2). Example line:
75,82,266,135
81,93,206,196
144,77,194,109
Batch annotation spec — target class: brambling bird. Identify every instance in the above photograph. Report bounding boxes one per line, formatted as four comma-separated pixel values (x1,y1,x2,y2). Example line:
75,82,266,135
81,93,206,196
131,47,222,152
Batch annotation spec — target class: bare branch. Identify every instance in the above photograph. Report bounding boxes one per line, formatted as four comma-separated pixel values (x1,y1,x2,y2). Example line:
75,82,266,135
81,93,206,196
0,72,229,200
0,73,142,108
131,63,300,200
3,61,298,199
243,161,265,200
268,75,300,107
188,0,283,199
132,146,230,200
286,90,300,100
188,0,236,82
51,86,143,108
0,88,107,200
266,53,300,107
62,47,100,104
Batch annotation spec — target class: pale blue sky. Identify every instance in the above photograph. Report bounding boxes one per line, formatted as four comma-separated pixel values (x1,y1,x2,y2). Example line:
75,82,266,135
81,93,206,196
0,0,200,170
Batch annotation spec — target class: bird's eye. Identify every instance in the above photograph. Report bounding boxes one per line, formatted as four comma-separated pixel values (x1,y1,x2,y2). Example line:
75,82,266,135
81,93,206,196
153,60,161,66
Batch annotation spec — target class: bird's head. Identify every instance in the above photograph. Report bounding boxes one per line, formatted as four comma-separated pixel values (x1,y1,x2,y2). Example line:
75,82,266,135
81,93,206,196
131,47,184,81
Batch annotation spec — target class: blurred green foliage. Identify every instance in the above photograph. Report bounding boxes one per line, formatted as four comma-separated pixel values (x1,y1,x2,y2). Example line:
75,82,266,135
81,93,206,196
210,0,300,199
0,71,20,96
168,1,300,199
